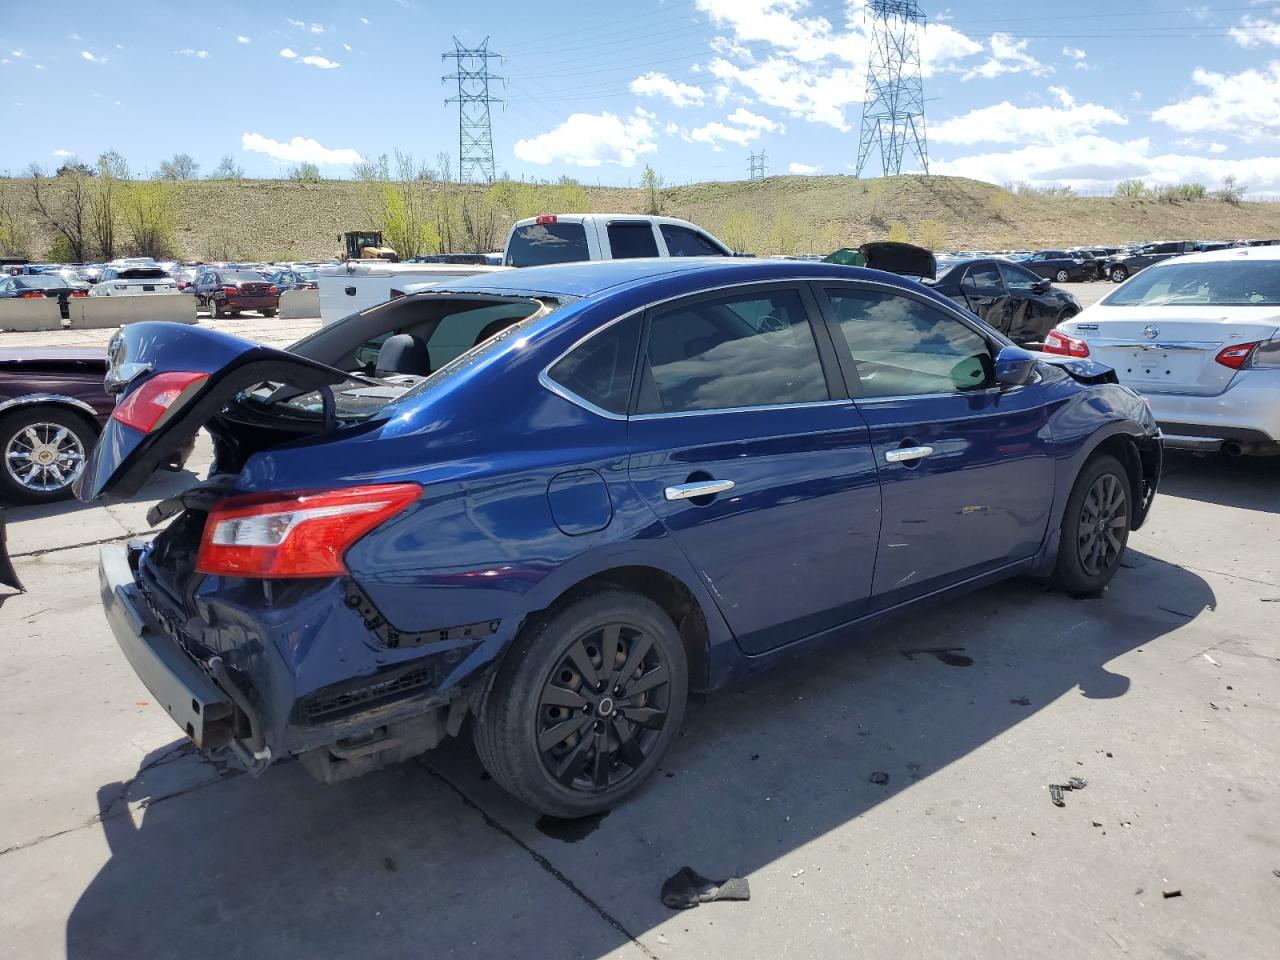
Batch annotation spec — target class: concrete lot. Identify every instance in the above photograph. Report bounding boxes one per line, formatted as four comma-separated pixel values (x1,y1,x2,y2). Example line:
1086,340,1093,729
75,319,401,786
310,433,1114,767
1,280,1277,960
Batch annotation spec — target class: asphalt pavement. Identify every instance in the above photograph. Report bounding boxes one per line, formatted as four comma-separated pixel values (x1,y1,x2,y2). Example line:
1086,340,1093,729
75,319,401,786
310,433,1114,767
0,283,1277,959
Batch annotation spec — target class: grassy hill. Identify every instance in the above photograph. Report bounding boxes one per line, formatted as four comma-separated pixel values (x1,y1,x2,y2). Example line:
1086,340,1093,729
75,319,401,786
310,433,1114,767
4,173,1280,262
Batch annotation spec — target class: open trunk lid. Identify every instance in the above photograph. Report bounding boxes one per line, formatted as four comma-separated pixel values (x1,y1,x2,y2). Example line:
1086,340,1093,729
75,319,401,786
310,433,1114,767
1063,309,1280,396
74,322,350,502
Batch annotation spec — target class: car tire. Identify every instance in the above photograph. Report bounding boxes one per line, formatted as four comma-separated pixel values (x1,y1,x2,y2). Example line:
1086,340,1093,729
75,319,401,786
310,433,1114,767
0,406,96,505
1052,453,1131,595
260,308,277,317
1110,266,1128,282
210,297,224,319
473,587,689,818
1055,269,1070,282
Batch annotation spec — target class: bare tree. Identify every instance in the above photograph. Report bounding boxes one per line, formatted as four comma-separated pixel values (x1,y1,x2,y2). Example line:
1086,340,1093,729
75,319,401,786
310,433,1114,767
27,163,90,261
158,153,200,180
0,187,33,257
209,154,245,179
288,162,321,182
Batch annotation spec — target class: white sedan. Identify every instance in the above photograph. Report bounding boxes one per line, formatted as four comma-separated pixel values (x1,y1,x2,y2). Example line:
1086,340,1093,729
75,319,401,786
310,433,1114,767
88,265,179,296
1046,245,1280,456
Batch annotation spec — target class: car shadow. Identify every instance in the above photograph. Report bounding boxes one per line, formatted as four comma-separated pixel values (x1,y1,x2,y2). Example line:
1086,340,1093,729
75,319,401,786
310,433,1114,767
1158,450,1280,514
64,551,1213,959
3,465,201,526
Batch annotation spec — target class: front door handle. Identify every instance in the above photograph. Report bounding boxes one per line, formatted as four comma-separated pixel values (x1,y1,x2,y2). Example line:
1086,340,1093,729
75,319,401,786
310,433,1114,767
664,479,735,501
885,445,934,464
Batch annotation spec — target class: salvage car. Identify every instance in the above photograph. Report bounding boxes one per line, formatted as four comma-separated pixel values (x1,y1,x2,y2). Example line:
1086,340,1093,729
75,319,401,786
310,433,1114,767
1049,245,1280,455
1102,241,1195,282
68,259,1161,818
1023,250,1096,283
89,265,179,297
193,269,280,318
929,257,1080,347
0,273,90,319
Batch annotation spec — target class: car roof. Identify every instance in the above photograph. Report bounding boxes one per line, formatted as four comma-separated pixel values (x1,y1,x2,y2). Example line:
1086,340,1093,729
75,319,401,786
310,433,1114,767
432,257,928,300
1155,245,1280,265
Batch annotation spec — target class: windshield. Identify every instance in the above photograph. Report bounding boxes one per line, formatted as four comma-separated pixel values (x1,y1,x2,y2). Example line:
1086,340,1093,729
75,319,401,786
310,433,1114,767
1103,259,1280,306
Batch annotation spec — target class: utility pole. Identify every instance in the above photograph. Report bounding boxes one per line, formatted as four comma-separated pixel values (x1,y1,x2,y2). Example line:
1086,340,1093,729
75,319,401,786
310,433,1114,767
855,1,929,178
748,150,768,180
442,37,504,183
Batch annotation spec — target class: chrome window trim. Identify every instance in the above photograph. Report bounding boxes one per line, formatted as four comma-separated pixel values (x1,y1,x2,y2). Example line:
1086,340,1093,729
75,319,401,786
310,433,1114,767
1082,338,1219,351
0,393,99,418
631,399,851,421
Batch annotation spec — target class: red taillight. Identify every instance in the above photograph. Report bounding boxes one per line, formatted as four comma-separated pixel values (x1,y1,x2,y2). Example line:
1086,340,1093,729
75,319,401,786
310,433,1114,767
223,285,238,295
535,214,558,225
111,371,209,432
196,484,422,578
71,290,88,298
19,291,45,299
1214,341,1260,369
1043,329,1090,358
267,285,280,295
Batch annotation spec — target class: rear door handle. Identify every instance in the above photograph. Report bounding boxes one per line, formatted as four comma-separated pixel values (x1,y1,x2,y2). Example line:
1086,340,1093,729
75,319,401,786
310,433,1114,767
885,445,934,464
664,479,735,501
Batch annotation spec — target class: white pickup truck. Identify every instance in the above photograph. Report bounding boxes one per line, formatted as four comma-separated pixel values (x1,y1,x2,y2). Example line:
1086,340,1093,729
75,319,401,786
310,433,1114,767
503,214,732,266
320,215,733,325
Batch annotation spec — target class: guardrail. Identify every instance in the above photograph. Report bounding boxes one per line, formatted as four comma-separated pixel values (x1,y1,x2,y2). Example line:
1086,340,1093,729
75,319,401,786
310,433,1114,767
279,288,320,319
0,298,63,332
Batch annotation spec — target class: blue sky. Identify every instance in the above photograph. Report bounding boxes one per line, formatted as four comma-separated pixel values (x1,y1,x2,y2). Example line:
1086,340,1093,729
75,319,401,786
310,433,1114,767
4,0,1280,194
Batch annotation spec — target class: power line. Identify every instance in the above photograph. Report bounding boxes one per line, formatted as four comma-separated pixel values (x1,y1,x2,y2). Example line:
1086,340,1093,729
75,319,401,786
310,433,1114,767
748,150,768,180
442,37,504,183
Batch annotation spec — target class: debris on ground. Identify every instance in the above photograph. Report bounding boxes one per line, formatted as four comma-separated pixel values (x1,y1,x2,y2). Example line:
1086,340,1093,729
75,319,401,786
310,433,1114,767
1010,696,1032,705
661,867,751,910
869,771,890,785
1049,777,1088,807
1162,889,1182,899
1202,653,1219,665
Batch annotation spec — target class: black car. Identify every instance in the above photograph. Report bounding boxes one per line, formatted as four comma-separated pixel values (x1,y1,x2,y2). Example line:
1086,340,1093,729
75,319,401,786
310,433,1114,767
0,274,89,319
1102,240,1195,282
266,269,318,291
929,258,1080,347
1023,250,1096,282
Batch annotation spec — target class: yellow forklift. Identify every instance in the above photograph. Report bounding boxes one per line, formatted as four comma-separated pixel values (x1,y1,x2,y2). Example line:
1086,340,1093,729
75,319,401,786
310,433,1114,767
338,230,399,262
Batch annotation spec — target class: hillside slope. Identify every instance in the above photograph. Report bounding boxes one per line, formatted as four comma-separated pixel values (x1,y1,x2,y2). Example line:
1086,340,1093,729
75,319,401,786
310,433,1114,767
4,174,1280,261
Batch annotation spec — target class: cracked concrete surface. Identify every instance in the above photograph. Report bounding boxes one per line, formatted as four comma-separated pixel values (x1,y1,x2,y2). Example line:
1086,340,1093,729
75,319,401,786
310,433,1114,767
0,430,1276,957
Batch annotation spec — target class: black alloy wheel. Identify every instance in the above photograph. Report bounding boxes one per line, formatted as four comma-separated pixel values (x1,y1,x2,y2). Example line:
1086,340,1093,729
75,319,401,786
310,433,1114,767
536,622,672,792
1053,454,1131,594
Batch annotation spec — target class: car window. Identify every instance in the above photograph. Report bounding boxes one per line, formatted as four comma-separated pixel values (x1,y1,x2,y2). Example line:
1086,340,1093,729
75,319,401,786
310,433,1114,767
505,221,589,267
961,262,1004,294
659,225,726,257
999,263,1042,293
637,288,827,414
546,312,642,415
1103,259,1280,306
352,302,541,373
824,288,994,398
607,222,660,259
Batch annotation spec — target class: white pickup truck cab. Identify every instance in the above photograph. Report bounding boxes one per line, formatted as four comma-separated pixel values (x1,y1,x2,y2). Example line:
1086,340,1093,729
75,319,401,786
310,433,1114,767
317,261,508,326
503,214,732,266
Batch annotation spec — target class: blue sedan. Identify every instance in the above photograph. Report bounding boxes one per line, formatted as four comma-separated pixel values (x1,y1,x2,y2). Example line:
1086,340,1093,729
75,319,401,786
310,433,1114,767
71,258,1162,817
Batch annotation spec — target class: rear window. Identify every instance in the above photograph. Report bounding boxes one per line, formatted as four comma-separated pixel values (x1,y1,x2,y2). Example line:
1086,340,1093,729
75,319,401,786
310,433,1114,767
1103,259,1280,307
16,276,63,288
505,222,589,267
224,272,266,283
117,268,170,280
660,224,727,257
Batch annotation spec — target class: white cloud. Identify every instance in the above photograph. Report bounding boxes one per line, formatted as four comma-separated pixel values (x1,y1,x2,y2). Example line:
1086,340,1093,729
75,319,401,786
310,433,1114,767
708,56,861,130
630,71,706,107
241,133,363,167
287,19,327,34
514,110,657,168
726,107,778,131
1230,16,1280,48
80,50,107,63
690,108,779,148
177,49,210,59
236,35,251,44
934,134,1280,195
343,42,352,51
1152,62,1280,144
279,48,297,59
360,17,369,24
962,33,1050,81
68,33,82,41
788,162,819,174
300,55,340,69
931,94,1127,146
10,49,27,59
1062,45,1091,71
52,148,73,157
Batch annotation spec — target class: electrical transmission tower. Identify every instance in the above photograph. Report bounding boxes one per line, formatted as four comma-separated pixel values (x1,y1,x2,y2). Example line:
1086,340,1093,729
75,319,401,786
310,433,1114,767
748,150,768,180
441,37,503,182
855,1,929,178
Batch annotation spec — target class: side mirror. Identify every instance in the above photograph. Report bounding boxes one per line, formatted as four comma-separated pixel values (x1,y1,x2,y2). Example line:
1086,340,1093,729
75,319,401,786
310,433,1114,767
994,344,1037,387
1032,279,1050,293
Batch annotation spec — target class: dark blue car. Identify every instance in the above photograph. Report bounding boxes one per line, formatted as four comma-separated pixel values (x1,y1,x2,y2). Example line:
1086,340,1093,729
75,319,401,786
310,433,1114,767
75,258,1162,817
